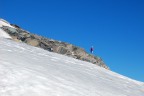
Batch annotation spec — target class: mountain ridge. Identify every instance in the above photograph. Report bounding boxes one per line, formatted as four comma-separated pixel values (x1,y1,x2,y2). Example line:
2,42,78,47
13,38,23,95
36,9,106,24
0,18,109,69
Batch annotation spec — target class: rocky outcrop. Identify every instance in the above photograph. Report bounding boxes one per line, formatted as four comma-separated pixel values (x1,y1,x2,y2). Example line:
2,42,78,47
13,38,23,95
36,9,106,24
1,25,109,69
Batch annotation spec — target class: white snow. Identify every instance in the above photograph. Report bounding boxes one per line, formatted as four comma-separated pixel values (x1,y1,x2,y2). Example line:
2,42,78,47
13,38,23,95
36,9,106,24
0,19,14,28
0,38,144,96
0,28,11,38
0,19,13,38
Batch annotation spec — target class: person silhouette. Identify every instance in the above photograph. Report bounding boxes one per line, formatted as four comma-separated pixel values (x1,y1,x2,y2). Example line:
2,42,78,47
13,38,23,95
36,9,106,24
90,46,94,53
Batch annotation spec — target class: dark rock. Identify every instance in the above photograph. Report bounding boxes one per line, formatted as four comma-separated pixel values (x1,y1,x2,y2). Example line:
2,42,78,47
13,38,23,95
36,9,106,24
10,24,21,28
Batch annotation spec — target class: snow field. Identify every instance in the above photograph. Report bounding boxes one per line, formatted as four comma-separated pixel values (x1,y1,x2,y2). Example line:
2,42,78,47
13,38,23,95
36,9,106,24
0,38,143,96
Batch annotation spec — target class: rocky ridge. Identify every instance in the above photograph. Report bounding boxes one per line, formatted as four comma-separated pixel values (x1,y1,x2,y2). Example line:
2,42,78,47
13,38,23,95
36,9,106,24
1,24,109,69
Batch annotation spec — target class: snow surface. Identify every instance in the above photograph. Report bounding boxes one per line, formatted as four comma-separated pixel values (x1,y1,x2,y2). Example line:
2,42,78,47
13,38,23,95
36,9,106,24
0,28,11,38
0,38,144,96
0,18,13,38
0,19,14,28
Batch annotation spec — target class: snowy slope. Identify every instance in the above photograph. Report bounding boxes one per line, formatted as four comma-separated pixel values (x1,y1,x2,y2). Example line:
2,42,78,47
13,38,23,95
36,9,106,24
0,19,14,28
0,28,11,38
0,38,144,96
0,19,12,38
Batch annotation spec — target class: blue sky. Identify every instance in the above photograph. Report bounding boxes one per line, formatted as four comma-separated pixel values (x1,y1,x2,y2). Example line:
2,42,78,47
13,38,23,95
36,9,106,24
1,0,144,82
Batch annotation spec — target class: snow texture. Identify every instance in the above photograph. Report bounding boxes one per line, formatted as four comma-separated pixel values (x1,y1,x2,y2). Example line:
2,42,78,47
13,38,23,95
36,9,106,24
0,19,12,38
0,38,143,96
0,19,14,28
0,28,11,38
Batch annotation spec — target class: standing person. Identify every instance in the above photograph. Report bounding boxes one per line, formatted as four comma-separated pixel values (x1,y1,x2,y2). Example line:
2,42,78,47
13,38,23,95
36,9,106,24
90,46,94,53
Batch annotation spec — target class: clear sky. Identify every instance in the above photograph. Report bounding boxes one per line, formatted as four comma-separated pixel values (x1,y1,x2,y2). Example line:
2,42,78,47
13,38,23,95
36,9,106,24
1,0,144,82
